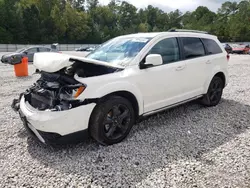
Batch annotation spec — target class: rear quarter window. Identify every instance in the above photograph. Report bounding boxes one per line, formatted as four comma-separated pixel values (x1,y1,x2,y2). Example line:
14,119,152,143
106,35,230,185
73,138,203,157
39,47,51,52
202,38,223,55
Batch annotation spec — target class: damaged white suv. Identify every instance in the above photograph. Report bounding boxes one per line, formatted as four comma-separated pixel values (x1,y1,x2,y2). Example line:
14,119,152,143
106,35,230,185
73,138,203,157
12,30,229,145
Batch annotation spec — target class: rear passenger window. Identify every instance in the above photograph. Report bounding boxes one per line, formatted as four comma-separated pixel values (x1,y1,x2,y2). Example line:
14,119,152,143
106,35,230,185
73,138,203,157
39,48,51,52
202,38,222,54
148,38,180,64
181,37,205,59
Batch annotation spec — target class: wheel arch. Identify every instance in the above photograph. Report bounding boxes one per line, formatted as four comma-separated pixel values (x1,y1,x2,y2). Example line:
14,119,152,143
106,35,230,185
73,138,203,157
87,90,141,135
204,71,227,93
86,81,144,115
100,91,140,119
214,72,226,88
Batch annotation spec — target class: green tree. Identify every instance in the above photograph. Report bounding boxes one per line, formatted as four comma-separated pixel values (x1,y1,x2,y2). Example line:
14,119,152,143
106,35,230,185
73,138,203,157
168,9,183,30
86,0,99,11
228,0,250,41
118,1,137,33
137,23,149,32
64,3,90,43
68,0,85,11
0,0,25,43
51,4,67,41
0,0,250,44
22,4,41,43
182,6,216,32
218,1,238,15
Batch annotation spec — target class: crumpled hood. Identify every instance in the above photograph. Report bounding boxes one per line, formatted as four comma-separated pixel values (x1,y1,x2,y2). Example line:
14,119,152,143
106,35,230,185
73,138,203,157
33,52,124,73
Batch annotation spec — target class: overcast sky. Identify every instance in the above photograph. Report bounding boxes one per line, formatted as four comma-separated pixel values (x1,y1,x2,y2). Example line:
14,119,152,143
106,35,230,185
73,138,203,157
100,0,241,12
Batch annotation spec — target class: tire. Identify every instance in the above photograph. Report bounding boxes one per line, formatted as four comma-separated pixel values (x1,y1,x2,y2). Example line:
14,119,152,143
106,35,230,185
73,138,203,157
89,96,135,145
200,76,224,107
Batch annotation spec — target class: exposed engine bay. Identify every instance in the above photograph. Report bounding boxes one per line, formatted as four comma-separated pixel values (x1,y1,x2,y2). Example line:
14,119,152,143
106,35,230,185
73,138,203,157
12,56,123,112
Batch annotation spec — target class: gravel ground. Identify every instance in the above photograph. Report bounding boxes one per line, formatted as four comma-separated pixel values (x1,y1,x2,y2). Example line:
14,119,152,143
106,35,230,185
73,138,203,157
0,55,250,188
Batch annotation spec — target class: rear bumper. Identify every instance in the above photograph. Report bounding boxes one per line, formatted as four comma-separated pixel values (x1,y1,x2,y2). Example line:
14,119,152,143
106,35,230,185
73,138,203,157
16,96,96,144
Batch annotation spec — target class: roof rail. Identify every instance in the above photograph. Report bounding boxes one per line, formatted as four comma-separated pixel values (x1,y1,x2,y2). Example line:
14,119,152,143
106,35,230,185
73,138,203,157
168,29,209,34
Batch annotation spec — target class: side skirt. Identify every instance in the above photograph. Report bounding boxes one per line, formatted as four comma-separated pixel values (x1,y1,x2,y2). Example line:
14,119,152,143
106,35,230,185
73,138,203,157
142,95,203,117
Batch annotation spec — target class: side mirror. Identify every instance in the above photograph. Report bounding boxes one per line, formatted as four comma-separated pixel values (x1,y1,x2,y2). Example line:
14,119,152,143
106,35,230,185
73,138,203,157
23,51,28,55
140,54,163,69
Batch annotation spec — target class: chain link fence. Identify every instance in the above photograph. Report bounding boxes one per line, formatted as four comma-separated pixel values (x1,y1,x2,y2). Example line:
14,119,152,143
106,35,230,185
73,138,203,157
0,44,98,52
1,42,249,52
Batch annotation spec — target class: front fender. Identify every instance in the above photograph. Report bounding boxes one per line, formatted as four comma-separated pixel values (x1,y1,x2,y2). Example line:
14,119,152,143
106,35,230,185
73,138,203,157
92,81,144,115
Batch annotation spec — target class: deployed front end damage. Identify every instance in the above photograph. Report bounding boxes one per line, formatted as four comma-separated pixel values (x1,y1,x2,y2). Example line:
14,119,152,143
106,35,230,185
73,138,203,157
12,71,90,112
12,52,124,144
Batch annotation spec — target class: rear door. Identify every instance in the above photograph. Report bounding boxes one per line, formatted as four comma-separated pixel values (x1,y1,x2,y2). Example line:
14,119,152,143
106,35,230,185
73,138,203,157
179,37,207,98
201,38,225,88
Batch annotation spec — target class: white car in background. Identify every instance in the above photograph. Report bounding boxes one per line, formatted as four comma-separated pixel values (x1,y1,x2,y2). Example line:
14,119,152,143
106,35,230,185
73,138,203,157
12,29,229,145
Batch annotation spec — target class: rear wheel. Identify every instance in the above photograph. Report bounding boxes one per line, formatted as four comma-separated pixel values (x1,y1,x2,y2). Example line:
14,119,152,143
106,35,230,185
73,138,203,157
89,96,135,145
200,76,224,107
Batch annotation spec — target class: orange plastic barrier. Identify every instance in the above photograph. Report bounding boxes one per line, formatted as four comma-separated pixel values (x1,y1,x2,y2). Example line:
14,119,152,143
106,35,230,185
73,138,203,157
14,57,28,77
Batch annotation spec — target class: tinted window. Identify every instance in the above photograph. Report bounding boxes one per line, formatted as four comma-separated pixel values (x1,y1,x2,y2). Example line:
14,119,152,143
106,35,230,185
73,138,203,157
39,47,51,52
182,37,205,59
26,48,38,54
148,38,180,64
202,38,222,54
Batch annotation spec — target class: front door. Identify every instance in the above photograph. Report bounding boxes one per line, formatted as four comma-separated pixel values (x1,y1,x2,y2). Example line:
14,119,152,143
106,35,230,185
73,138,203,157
131,37,187,113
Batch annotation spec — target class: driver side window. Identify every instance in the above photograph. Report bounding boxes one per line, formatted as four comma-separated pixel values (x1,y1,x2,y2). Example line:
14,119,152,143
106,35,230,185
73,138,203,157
148,38,180,64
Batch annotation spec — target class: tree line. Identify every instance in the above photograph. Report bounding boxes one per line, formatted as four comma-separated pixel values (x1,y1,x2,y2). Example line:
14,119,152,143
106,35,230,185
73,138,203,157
0,0,250,44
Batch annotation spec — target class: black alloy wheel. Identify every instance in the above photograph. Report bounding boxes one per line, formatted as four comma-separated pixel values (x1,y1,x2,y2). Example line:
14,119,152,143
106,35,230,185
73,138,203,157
89,96,135,145
200,76,224,107
103,104,131,140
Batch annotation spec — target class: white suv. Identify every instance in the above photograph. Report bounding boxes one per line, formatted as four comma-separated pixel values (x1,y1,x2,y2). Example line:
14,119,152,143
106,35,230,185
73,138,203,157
12,30,229,145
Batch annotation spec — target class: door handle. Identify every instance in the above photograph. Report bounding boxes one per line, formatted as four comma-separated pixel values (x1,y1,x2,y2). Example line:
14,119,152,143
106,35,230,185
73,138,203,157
206,60,211,64
176,65,185,71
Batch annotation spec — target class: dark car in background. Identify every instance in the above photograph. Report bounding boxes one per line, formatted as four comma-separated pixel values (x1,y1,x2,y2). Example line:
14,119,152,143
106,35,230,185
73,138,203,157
222,43,233,53
1,46,60,64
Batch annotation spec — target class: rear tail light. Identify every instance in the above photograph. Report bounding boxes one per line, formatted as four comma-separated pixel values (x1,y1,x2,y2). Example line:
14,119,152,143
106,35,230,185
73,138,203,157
226,54,230,61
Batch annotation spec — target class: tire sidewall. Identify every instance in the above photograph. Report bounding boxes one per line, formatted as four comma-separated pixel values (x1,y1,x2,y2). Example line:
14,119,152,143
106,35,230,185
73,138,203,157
90,96,135,145
207,76,224,106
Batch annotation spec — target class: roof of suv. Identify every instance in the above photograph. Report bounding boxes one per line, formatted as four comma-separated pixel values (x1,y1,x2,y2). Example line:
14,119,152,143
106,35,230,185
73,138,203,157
120,31,217,39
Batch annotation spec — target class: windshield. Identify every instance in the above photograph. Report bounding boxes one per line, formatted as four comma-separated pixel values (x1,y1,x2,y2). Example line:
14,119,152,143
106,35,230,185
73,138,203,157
86,37,152,67
16,48,26,53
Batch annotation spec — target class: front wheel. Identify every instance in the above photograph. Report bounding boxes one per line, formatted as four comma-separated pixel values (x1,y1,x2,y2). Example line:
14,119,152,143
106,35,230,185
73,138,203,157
89,96,135,145
200,76,224,107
